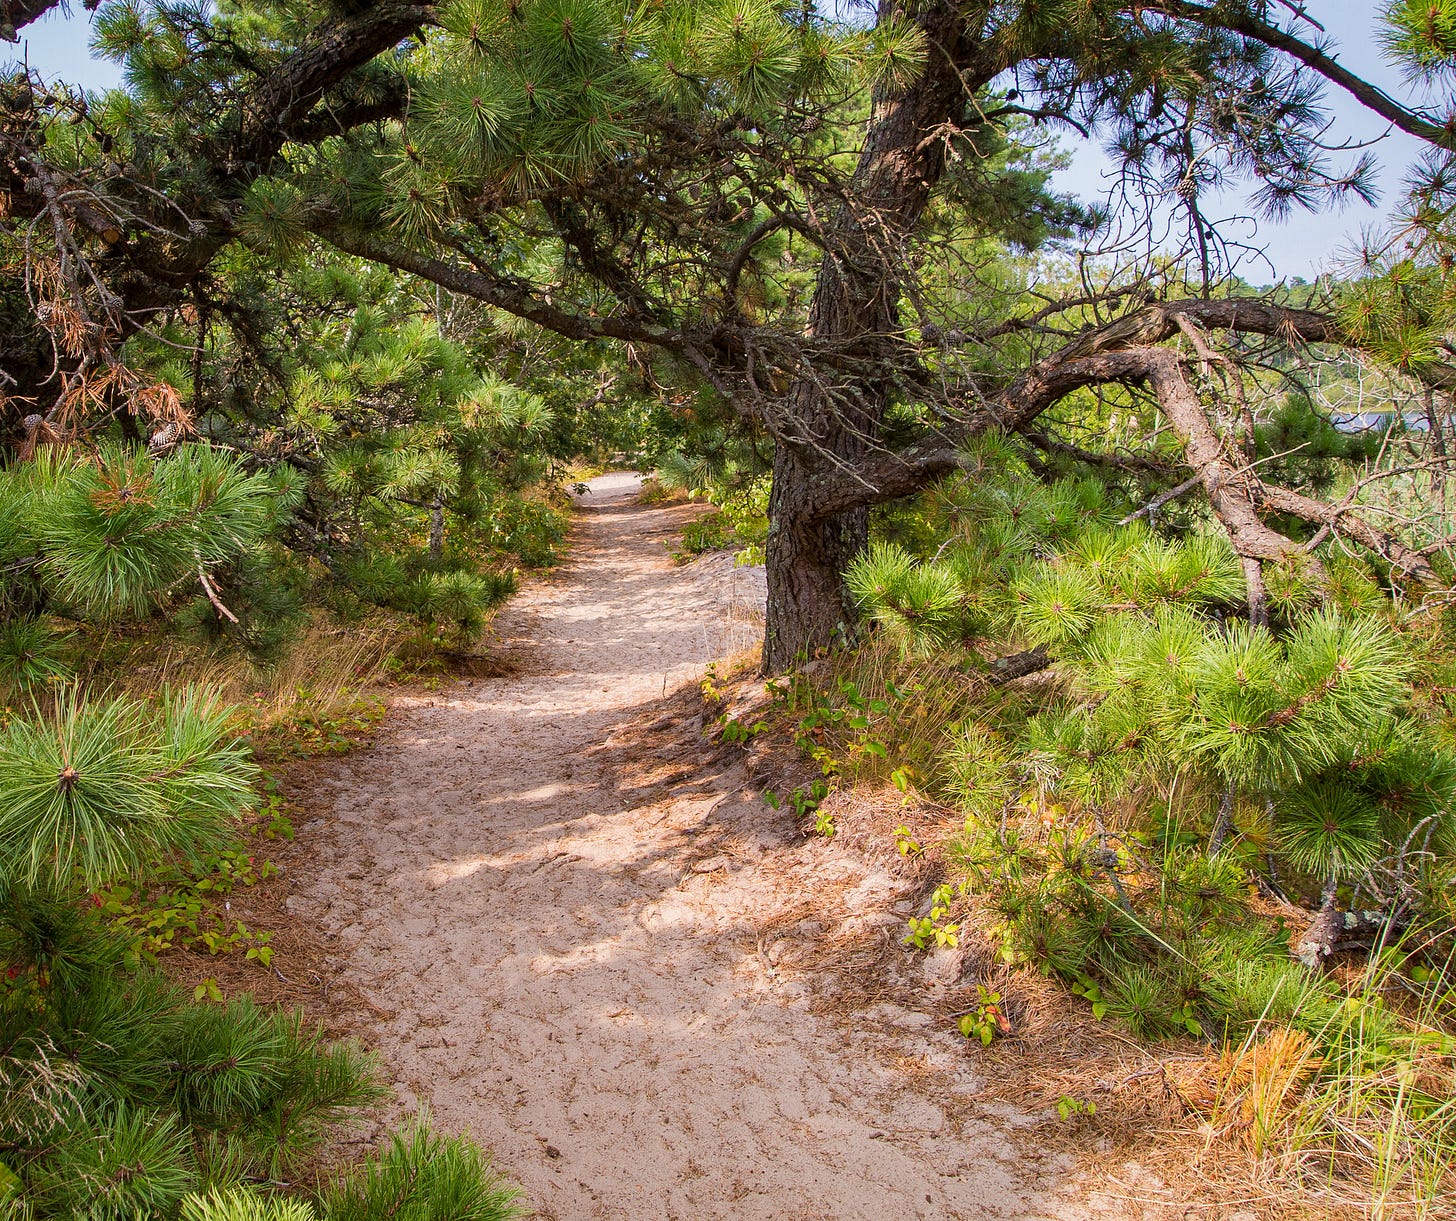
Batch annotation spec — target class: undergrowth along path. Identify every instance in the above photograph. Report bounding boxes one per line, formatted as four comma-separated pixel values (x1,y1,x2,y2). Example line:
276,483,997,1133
295,473,1099,1220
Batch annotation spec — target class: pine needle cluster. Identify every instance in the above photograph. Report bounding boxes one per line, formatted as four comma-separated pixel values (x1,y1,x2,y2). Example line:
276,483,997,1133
833,445,1456,1055
0,436,524,1217
0,444,292,697
338,0,909,225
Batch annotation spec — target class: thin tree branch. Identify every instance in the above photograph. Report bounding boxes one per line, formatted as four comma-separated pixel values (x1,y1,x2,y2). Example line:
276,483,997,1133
1150,0,1456,150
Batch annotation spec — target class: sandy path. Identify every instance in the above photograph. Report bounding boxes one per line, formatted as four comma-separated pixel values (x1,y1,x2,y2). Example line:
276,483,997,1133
296,473,1089,1220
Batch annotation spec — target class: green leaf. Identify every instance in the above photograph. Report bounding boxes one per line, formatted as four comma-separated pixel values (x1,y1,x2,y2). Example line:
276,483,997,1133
193,978,224,1003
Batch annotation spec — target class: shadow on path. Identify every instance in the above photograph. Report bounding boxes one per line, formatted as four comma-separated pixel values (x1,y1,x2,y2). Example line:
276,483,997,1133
293,472,1094,1221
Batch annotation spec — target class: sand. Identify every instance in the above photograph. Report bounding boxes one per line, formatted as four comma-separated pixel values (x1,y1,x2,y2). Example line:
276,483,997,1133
291,472,1105,1220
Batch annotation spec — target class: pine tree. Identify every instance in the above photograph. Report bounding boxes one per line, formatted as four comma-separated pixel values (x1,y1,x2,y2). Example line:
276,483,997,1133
0,443,293,698
9,1,1454,671
107,252,580,646
0,441,522,1217
843,446,1456,1033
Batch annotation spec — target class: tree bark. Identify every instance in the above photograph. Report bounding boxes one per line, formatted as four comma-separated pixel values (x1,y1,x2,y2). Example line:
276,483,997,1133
428,494,445,559
759,0,996,671
763,446,867,671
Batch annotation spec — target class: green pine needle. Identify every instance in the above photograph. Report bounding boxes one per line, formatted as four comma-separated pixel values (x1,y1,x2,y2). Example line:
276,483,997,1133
1275,780,1384,880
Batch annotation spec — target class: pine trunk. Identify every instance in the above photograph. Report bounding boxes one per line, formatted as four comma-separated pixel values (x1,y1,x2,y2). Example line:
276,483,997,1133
758,3,993,672
763,447,868,672
429,494,446,559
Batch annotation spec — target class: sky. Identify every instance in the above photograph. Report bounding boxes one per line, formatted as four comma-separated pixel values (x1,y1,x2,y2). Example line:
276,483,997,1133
1049,2,1430,283
2,1,1436,282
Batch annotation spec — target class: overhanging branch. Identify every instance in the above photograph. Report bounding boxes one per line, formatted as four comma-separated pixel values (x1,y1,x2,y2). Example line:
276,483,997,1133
1,0,82,41
315,221,691,351
1255,482,1440,585
1150,0,1456,150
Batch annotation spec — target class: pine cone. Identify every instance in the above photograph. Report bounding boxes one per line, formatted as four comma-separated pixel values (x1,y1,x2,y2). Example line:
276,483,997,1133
148,421,181,454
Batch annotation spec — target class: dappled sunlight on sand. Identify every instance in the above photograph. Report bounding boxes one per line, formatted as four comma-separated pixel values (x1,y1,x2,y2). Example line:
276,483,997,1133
291,472,1096,1221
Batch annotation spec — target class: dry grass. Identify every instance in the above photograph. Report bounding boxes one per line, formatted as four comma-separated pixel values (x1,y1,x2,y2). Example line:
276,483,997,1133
635,475,689,506
82,616,395,730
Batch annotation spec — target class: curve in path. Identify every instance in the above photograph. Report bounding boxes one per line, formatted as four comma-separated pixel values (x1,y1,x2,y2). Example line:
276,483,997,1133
297,473,1089,1220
